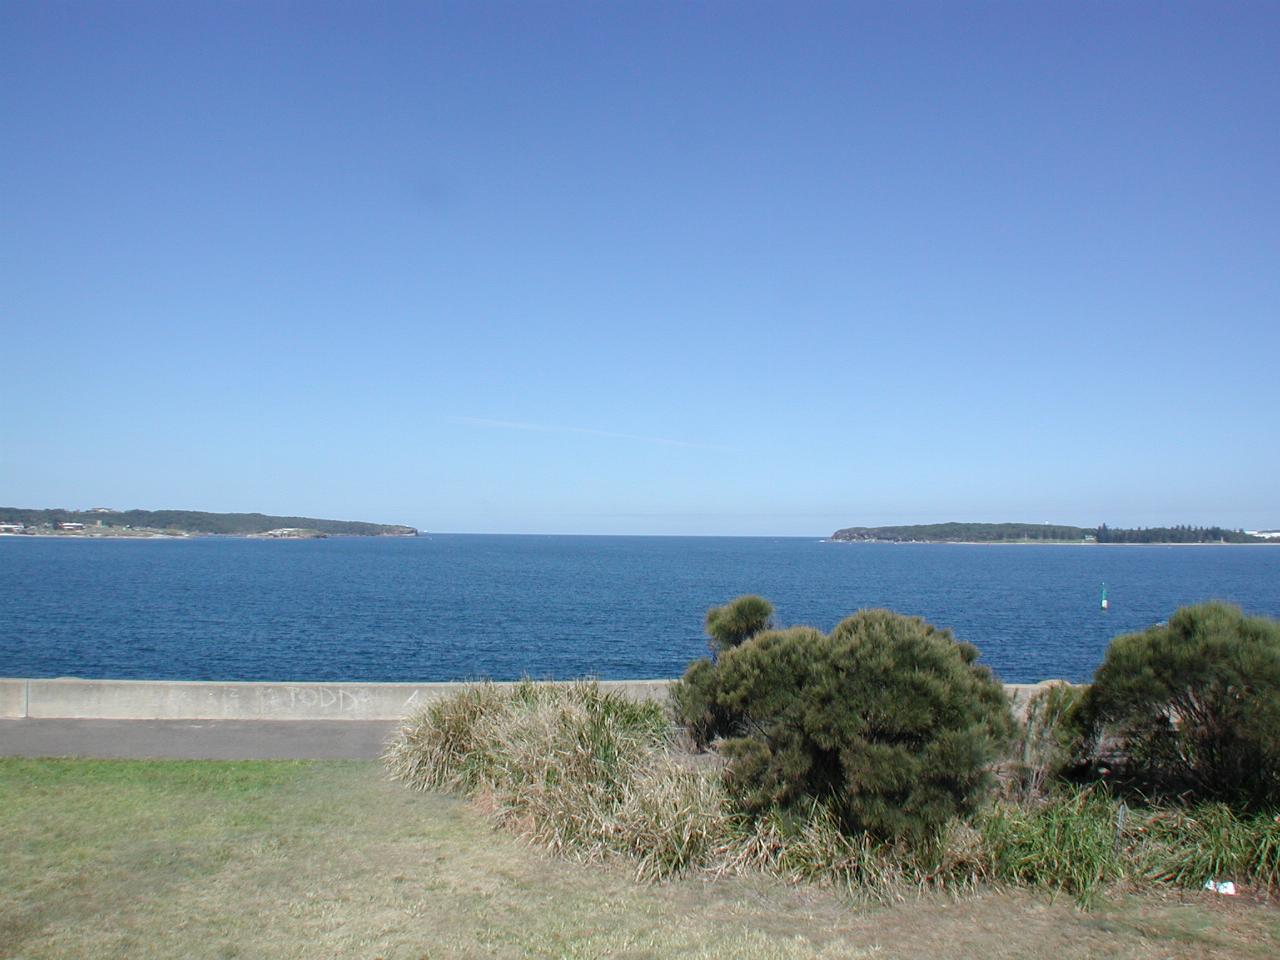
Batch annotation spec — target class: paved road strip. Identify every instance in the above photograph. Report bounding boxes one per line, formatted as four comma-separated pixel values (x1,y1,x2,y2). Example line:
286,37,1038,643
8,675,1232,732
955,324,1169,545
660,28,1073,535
0,719,399,760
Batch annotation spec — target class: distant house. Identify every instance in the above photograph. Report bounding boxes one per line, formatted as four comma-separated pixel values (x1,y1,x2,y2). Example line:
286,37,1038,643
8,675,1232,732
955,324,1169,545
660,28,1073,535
59,522,85,531
89,507,118,514
1247,530,1280,540
0,522,23,533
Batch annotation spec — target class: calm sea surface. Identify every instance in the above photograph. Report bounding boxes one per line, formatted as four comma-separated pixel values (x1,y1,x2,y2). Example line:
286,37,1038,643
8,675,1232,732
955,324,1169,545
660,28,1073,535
1,535,1278,684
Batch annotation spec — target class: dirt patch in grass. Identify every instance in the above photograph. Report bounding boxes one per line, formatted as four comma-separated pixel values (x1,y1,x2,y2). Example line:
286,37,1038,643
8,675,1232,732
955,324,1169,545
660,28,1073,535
1,758,1276,959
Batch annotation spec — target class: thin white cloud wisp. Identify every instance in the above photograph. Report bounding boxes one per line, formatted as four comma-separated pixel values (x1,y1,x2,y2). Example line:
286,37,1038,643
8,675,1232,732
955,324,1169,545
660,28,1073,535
449,416,732,451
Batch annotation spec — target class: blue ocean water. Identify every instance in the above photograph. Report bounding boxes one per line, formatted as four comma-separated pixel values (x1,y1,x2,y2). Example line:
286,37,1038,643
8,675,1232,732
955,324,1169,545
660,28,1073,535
1,535,1278,684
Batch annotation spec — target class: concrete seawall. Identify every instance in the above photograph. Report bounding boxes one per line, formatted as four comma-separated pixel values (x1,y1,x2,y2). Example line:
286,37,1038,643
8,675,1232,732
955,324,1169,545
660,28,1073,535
0,678,673,721
1,678,1065,721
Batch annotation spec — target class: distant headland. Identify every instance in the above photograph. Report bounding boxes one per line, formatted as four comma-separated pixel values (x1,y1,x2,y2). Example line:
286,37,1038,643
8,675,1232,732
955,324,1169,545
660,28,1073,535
0,507,418,539
830,522,1279,544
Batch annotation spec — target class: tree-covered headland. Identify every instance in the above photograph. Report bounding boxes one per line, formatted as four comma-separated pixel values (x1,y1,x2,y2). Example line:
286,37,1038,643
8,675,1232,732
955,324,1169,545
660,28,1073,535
831,522,1267,543
0,507,417,537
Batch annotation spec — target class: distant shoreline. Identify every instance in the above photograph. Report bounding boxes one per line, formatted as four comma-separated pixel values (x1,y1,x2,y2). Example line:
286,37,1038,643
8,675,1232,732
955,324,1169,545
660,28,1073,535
4,532,1275,545
828,539,1278,547
0,507,418,539
830,521,1274,546
1,532,186,540
0,532,408,541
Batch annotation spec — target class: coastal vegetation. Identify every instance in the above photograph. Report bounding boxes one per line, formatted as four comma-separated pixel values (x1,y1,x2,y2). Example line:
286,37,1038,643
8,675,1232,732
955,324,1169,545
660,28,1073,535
388,601,1280,909
0,506,417,537
670,594,774,748
704,594,775,652
712,610,1012,847
8,759,1276,960
831,522,1268,543
1082,601,1280,805
1010,681,1087,799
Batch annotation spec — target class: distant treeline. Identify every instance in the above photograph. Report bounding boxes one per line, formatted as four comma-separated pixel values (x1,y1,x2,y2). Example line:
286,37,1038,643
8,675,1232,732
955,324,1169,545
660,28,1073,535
1094,524,1258,543
0,507,417,537
831,522,1266,544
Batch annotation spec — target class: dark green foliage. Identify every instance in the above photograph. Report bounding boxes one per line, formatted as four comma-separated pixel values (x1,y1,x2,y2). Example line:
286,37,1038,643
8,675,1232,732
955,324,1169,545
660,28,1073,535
703,595,773,654
830,522,1266,543
715,611,1014,848
833,522,1090,542
1094,523,1259,544
1084,602,1280,805
670,658,731,749
671,595,773,747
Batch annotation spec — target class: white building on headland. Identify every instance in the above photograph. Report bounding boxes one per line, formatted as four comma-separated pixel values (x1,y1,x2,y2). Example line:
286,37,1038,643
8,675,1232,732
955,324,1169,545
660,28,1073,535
1246,530,1280,540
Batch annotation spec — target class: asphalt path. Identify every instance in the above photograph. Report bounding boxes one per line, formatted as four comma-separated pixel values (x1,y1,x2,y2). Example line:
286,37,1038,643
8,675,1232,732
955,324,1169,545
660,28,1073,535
0,719,398,760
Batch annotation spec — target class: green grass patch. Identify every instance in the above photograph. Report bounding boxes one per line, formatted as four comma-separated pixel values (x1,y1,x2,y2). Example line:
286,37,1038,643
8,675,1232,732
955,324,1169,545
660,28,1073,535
982,788,1125,904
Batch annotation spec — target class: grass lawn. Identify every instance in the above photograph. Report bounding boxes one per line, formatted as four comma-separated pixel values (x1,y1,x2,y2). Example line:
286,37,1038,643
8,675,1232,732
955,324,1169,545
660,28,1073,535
2,759,1277,959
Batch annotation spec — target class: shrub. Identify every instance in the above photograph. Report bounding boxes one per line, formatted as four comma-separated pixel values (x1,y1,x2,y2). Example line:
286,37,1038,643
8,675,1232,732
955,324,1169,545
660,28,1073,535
715,610,1014,849
1083,601,1280,805
671,595,773,748
382,681,511,792
704,595,774,655
670,657,729,749
384,680,670,794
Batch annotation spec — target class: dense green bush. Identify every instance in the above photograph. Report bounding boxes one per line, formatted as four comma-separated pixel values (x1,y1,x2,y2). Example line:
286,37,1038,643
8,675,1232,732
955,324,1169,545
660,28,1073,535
715,610,1014,848
704,595,774,655
671,595,773,747
669,657,727,749
1083,601,1280,805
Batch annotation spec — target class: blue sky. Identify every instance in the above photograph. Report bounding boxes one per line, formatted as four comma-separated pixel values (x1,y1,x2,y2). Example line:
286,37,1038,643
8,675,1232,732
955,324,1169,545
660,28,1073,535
3,2,1277,535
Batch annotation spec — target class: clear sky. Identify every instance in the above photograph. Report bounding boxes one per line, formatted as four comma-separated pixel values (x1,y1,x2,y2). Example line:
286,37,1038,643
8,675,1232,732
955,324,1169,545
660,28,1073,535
3,2,1277,535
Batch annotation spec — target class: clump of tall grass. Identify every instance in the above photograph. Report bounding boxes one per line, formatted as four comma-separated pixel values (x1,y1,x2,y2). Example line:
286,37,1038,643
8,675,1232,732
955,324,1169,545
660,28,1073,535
1137,803,1280,891
981,787,1127,905
384,682,511,792
981,786,1280,903
717,803,989,903
386,681,719,879
1009,682,1087,800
